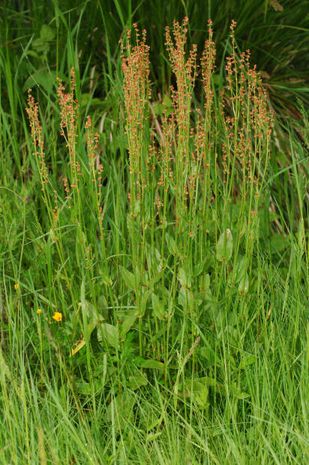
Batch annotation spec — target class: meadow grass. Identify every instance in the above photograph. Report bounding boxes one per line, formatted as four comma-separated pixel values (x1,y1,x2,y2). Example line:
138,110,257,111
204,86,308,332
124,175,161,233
0,4,308,465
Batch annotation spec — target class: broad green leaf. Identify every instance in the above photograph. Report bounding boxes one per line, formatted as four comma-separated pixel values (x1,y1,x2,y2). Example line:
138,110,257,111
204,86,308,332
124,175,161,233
165,233,177,256
80,282,101,342
106,392,136,431
178,287,194,309
191,381,209,409
178,267,191,288
146,415,163,432
97,323,119,350
199,347,220,367
152,101,164,117
152,293,167,320
120,311,138,337
229,383,250,399
25,50,41,59
132,200,140,216
146,431,162,442
75,379,103,395
216,228,233,262
199,273,212,296
199,376,218,387
238,273,249,295
234,255,247,282
23,70,56,94
100,271,112,286
32,38,49,54
80,93,104,109
193,261,205,277
138,289,152,317
162,94,173,108
180,378,209,409
137,358,165,370
40,24,55,42
120,266,137,291
97,294,109,320
127,373,148,390
75,382,93,396
238,354,256,369
270,234,289,253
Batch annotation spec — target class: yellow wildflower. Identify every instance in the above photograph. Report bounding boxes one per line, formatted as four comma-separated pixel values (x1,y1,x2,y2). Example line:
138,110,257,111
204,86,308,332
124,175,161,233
36,308,43,315
52,311,63,322
14,282,19,290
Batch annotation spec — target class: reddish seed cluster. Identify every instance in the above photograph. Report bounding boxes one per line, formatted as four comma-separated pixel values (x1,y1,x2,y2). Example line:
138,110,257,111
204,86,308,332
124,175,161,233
164,18,199,229
85,114,104,239
201,20,216,116
85,115,102,176
121,18,272,240
57,68,80,191
221,26,273,194
26,91,49,186
165,17,197,147
25,18,273,252
122,24,151,210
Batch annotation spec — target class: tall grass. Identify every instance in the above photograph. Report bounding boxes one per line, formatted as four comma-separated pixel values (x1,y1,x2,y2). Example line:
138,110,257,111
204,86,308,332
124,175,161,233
0,12,308,465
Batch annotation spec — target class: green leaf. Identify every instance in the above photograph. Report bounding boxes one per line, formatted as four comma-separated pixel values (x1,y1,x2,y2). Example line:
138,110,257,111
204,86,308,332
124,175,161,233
199,273,212,296
238,273,249,295
120,311,138,337
238,354,256,369
216,228,233,262
127,373,148,390
25,50,41,59
146,431,162,442
146,415,163,432
79,282,101,342
32,38,50,54
120,266,137,291
138,289,152,317
106,392,136,431
136,358,165,370
97,294,109,320
180,378,209,409
161,94,174,117
178,267,191,288
23,70,56,94
193,261,205,277
100,271,112,286
80,93,104,109
152,101,164,117
75,379,103,395
165,233,177,256
229,383,250,399
270,234,289,253
40,24,55,42
75,382,93,396
198,348,220,368
178,286,195,309
198,376,218,387
97,323,119,350
234,255,247,282
152,293,167,320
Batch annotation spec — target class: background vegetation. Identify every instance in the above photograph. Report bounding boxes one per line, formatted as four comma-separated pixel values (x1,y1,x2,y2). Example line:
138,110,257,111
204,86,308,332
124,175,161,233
0,1,308,464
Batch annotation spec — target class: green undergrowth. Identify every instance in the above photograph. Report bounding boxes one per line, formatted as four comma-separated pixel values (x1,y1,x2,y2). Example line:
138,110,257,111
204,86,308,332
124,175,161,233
0,6,308,465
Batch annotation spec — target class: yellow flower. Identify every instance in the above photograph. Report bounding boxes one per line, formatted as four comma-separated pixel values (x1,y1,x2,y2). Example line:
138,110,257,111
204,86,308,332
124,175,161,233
14,282,19,290
52,311,63,322
36,308,43,315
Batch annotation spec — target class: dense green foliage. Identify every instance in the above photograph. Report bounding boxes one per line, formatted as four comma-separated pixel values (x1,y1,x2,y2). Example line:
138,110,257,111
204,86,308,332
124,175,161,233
0,1,308,464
